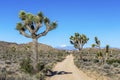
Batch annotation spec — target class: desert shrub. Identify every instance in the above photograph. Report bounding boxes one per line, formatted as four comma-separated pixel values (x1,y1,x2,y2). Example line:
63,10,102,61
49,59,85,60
36,72,45,80
56,56,65,62
93,59,99,63
103,64,110,69
106,60,113,64
37,62,45,71
20,58,33,74
112,63,119,67
106,59,120,64
36,62,53,80
42,64,53,74
96,51,103,58
7,76,15,80
37,61,53,71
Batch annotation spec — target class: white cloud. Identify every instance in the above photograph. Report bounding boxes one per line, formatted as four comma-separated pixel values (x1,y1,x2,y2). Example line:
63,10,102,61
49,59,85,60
60,44,67,47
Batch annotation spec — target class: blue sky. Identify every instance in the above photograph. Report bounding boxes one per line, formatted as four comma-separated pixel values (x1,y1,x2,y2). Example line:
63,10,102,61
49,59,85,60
0,0,120,48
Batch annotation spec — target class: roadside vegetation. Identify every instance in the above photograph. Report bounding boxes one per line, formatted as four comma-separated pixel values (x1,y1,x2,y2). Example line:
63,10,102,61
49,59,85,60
71,36,120,80
0,41,69,80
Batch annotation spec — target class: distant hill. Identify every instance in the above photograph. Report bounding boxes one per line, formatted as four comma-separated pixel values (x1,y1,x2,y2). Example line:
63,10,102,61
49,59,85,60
0,41,18,47
56,46,76,50
0,41,59,54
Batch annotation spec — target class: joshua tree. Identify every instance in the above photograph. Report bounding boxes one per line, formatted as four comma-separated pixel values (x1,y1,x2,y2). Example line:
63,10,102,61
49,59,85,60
70,33,89,59
92,37,101,49
105,44,109,62
70,33,89,51
16,10,57,72
92,37,103,64
92,37,101,55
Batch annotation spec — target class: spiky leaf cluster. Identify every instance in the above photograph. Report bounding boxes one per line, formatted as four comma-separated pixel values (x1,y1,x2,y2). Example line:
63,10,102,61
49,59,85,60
16,10,57,38
92,36,100,48
106,45,109,53
95,37,100,46
19,11,26,20
91,44,96,48
49,21,57,31
16,23,26,31
19,11,44,26
70,33,89,50
96,52,103,58
44,17,50,24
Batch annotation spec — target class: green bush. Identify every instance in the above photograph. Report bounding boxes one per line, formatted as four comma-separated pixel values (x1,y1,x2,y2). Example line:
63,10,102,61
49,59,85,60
96,51,103,58
37,62,45,71
20,58,33,74
112,63,119,67
106,59,120,64
36,72,45,80
93,59,99,63
103,64,110,69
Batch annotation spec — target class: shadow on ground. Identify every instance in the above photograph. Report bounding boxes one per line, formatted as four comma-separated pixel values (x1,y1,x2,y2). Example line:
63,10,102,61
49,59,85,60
46,70,72,77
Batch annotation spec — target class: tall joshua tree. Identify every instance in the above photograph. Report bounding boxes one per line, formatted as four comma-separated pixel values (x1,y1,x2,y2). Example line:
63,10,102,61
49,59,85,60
92,37,101,49
16,10,57,72
92,37,103,64
92,37,101,56
70,33,89,59
105,44,109,62
70,33,89,51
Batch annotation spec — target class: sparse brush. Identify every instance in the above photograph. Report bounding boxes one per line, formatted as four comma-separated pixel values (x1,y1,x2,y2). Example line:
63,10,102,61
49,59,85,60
103,63,110,69
20,58,33,74
106,45,109,53
112,63,119,67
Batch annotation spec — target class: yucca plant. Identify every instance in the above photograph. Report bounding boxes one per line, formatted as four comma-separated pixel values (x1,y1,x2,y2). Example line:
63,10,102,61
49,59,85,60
70,33,89,59
92,37,101,49
16,10,57,72
105,44,109,63
70,33,89,51
92,37,103,64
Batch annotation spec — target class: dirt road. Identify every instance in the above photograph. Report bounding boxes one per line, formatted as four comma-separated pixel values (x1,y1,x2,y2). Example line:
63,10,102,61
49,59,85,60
46,54,96,80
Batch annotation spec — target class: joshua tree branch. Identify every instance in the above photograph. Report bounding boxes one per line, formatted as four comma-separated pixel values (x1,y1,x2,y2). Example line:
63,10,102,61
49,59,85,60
34,22,41,33
20,30,32,38
37,23,49,38
26,25,33,33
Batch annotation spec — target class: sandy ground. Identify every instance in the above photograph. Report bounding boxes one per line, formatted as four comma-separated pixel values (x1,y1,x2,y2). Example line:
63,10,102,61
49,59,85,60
46,54,96,80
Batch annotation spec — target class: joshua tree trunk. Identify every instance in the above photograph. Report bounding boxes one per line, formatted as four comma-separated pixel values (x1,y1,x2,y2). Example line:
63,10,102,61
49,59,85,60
32,38,38,72
79,49,82,60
